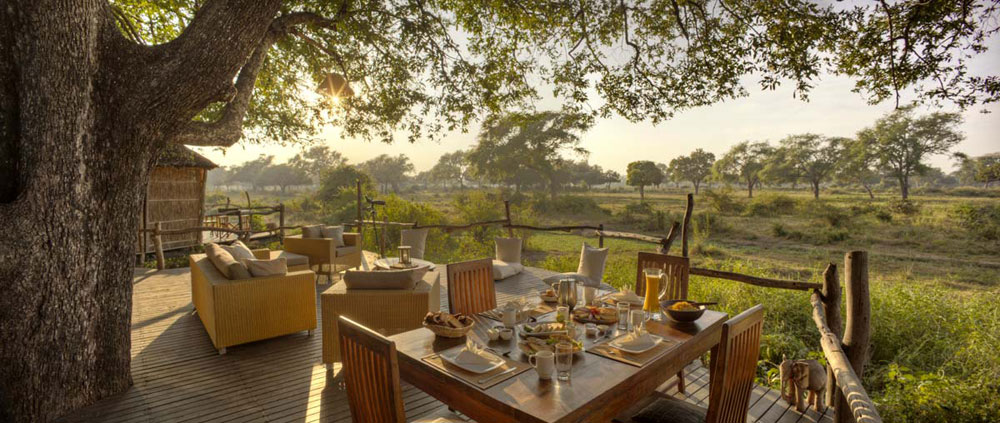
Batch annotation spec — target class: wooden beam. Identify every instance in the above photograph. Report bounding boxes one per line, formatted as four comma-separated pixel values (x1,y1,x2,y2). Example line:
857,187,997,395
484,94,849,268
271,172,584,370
153,222,165,271
839,251,872,423
661,221,681,254
810,292,882,423
689,267,823,291
682,193,693,257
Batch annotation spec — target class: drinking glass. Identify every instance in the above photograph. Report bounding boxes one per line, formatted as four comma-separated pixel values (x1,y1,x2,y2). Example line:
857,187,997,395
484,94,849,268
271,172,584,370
555,342,573,381
555,305,570,327
583,286,595,306
642,268,666,321
629,309,645,333
616,302,630,330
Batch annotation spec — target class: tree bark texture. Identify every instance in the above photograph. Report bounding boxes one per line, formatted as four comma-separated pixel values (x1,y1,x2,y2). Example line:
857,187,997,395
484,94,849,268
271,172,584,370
0,1,283,421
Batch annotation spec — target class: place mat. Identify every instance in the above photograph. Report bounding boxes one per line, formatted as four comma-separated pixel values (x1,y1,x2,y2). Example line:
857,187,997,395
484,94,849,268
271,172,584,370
587,334,680,367
422,347,533,390
479,302,555,323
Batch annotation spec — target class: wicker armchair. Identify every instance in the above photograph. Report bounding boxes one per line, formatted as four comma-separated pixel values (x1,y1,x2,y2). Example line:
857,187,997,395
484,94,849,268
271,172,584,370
189,253,317,354
283,233,362,283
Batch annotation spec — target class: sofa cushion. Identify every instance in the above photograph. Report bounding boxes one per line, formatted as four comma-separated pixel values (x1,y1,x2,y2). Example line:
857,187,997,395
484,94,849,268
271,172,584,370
244,257,288,277
221,240,255,262
576,243,608,287
343,269,418,290
495,237,522,263
492,260,524,280
336,245,359,257
205,243,252,280
302,225,324,238
321,225,345,247
271,251,309,268
400,228,429,259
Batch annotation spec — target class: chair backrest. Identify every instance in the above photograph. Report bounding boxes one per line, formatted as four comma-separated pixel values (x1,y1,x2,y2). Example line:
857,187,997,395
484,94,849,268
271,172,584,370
338,316,406,423
706,304,765,423
446,258,496,315
634,252,689,300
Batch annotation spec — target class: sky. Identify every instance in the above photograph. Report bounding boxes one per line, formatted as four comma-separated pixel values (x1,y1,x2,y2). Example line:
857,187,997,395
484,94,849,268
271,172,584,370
193,37,1000,175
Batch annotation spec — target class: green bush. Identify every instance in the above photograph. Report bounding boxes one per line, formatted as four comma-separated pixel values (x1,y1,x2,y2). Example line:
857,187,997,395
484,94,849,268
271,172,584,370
943,187,1000,198
616,202,673,231
951,203,1000,240
743,193,797,217
702,188,744,214
798,201,851,227
531,194,609,216
691,211,730,240
878,365,1000,422
874,209,893,223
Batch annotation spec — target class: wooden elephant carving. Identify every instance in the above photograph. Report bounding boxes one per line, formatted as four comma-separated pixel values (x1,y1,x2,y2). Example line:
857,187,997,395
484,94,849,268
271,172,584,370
779,355,826,412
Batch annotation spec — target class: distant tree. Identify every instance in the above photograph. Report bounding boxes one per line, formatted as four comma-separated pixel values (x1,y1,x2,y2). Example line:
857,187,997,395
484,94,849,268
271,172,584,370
361,154,415,193
837,138,880,199
428,150,468,189
626,161,663,202
205,167,232,189
713,141,773,198
911,166,958,189
603,170,622,191
228,155,274,191
289,146,347,183
771,134,844,199
564,160,608,189
318,166,374,203
257,164,310,193
972,153,1000,188
859,106,963,199
655,163,670,188
668,149,716,194
467,111,592,200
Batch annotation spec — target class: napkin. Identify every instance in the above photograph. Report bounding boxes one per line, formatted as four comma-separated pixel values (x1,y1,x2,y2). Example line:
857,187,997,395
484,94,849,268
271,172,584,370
610,290,643,304
455,340,493,365
618,330,654,350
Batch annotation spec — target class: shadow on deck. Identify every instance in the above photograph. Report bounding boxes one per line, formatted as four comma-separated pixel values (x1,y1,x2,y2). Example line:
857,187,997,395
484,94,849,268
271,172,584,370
60,263,831,423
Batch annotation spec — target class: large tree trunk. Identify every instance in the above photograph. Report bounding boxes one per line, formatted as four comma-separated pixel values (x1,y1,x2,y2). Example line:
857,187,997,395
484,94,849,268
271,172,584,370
693,180,700,194
812,181,820,199
639,185,645,202
0,2,283,421
899,175,909,200
746,180,754,198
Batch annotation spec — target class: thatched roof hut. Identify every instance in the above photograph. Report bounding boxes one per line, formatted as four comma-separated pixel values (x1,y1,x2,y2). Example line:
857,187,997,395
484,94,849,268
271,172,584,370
138,145,217,254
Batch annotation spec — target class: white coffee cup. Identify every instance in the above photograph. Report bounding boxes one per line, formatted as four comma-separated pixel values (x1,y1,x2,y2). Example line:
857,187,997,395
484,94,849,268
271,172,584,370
502,307,519,327
529,350,554,380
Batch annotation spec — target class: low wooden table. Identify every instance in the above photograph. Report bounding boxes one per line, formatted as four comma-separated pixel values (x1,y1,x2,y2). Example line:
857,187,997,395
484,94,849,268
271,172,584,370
391,308,727,423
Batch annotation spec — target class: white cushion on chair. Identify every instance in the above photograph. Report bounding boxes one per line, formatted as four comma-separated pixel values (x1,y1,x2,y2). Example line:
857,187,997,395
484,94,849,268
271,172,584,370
576,243,609,287
302,225,323,238
220,240,255,262
492,260,524,280
495,237,522,263
244,257,288,277
401,228,429,259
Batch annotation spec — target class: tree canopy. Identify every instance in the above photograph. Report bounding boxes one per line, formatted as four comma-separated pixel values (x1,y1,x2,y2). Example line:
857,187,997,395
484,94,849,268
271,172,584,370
360,154,414,193
858,106,963,199
667,149,715,194
467,111,591,199
626,160,663,202
766,134,844,199
289,146,347,183
713,141,773,198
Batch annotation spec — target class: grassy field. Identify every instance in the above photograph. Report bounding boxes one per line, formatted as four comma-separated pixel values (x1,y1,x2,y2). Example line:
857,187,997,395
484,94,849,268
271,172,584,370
207,185,1000,421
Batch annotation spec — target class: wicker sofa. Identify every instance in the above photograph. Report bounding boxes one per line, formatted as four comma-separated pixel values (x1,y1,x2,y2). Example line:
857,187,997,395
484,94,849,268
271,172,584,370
190,249,317,354
283,232,362,282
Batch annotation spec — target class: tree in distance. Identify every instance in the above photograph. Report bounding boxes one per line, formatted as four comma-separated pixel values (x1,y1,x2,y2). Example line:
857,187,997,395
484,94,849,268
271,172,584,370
763,134,844,199
858,106,964,199
626,160,664,202
360,154,415,194
258,164,311,193
837,138,881,199
713,141,774,198
289,146,347,183
667,148,715,194
467,111,592,200
4,1,998,420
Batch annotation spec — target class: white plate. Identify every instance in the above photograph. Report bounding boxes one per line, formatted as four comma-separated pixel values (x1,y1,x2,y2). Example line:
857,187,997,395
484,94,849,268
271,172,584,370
609,334,663,354
438,348,505,374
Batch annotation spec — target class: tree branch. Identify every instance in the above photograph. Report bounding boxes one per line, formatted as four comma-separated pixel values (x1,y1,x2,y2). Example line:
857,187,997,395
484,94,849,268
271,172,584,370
170,8,352,147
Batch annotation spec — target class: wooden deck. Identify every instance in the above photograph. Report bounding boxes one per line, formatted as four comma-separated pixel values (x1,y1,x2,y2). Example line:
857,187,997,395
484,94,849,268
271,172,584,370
60,262,833,423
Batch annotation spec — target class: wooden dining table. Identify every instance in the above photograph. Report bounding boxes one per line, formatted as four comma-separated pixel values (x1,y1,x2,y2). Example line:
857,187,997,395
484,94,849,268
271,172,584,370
390,301,727,423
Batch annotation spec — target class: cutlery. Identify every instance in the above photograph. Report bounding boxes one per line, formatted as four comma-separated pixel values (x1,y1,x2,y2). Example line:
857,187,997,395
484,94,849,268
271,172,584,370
485,346,511,358
478,367,517,384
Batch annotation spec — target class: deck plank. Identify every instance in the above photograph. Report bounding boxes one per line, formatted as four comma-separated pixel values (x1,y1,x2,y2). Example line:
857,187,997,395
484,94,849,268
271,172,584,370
60,261,831,423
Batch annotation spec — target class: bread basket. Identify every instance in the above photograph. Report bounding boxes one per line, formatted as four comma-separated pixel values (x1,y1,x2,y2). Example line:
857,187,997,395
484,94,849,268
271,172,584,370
422,320,475,338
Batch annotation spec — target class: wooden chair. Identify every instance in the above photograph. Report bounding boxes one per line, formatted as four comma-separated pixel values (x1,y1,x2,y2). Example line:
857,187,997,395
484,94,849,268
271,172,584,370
619,305,765,423
635,252,690,391
446,258,496,315
338,316,467,423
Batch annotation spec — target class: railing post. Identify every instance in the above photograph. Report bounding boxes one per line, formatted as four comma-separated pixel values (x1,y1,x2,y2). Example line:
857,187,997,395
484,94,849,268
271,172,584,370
504,200,514,238
356,178,363,246
822,263,842,409
153,222,165,271
681,193,693,257
598,223,604,248
278,203,285,241
837,251,871,423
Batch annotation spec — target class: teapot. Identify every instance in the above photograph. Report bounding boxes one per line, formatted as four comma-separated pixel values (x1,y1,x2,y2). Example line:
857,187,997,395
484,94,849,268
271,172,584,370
555,278,578,311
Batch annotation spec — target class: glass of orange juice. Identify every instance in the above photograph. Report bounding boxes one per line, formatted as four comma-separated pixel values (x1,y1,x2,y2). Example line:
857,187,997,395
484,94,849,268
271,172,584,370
642,268,664,320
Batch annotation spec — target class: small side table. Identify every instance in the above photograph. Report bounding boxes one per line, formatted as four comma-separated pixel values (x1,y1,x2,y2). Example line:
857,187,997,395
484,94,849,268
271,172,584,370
322,270,441,365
